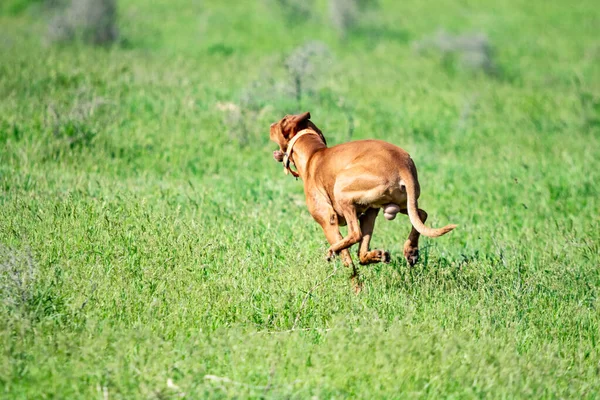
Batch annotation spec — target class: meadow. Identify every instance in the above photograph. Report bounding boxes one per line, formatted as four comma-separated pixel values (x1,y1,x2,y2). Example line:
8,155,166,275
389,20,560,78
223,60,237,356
1,0,599,398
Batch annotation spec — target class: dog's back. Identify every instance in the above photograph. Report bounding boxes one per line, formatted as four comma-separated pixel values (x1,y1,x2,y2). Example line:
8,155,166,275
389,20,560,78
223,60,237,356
309,139,413,181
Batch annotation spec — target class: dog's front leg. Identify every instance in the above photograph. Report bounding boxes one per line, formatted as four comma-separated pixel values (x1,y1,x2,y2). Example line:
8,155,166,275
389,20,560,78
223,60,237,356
322,203,364,293
326,201,363,257
316,214,354,267
307,195,353,267
309,198,362,293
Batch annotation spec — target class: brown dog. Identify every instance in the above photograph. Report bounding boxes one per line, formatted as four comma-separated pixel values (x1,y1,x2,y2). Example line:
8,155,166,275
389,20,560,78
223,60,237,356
270,112,456,274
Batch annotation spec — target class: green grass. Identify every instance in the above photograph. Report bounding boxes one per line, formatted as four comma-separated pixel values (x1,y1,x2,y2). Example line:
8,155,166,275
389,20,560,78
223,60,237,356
1,0,599,398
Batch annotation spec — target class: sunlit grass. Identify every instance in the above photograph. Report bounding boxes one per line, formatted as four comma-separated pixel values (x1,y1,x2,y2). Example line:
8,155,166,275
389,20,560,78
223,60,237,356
1,0,599,397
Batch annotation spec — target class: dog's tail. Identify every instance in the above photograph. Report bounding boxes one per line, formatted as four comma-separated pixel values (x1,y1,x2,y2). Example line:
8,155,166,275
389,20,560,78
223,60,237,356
402,161,457,238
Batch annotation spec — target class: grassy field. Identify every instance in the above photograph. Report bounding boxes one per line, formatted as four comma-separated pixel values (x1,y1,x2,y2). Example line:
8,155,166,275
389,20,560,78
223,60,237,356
1,0,599,398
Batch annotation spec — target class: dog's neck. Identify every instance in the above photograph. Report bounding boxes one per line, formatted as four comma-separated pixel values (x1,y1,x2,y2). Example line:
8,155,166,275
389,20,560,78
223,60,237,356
288,130,327,179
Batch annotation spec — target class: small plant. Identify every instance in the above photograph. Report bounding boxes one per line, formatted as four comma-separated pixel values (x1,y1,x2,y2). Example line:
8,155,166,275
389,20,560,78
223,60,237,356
218,78,279,147
283,41,331,108
576,87,600,131
328,0,379,39
48,0,118,45
45,92,112,155
0,245,37,313
413,29,497,75
272,0,314,22
220,41,332,147
45,90,112,159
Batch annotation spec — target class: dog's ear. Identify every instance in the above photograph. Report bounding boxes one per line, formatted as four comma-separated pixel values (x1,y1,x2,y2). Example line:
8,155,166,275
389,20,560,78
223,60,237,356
281,112,311,139
292,111,311,123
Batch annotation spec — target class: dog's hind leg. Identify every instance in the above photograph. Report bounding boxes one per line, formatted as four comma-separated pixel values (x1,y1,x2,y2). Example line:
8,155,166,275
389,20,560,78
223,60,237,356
399,208,428,266
357,208,390,265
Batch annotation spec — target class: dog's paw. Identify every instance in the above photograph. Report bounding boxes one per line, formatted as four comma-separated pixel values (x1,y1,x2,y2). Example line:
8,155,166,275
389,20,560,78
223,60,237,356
403,240,420,267
403,248,419,267
406,252,419,267
326,248,336,262
382,250,391,264
359,249,390,265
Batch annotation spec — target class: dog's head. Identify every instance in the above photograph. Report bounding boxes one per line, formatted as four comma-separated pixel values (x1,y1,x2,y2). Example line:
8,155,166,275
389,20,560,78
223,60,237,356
270,112,326,162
